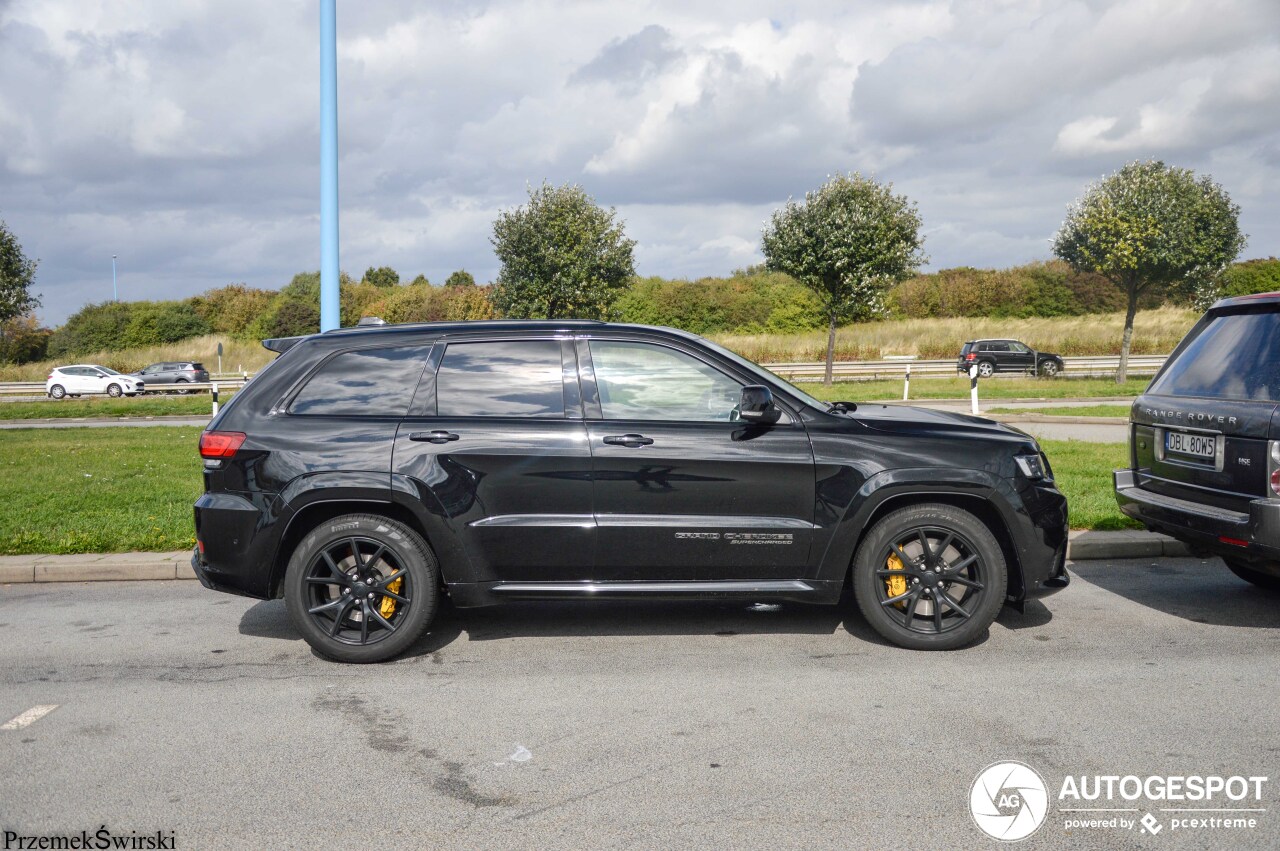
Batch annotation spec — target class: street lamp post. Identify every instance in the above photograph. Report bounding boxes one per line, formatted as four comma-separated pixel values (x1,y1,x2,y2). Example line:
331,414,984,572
319,0,340,331
112,255,118,301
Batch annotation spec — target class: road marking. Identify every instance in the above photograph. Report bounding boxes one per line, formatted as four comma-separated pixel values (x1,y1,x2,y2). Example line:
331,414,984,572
1,704,59,730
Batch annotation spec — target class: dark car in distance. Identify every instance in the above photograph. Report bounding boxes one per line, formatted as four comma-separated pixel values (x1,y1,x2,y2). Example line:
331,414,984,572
1115,292,1280,590
133,361,210,390
193,320,1070,662
959,340,1064,377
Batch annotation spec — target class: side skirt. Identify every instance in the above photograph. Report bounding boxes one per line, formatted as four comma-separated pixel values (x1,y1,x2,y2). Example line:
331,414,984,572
446,579,845,607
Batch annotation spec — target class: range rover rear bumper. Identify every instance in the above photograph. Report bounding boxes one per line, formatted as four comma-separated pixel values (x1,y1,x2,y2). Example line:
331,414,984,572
1114,468,1280,570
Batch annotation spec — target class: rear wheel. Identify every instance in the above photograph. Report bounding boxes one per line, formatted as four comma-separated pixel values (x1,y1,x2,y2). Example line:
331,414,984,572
284,513,439,662
1225,559,1280,591
853,504,1007,650
107,383,123,397
49,384,65,399
976,360,995,378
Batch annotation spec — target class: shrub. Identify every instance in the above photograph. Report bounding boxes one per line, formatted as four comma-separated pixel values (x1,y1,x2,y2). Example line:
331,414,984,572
445,270,476,287
1217,258,1280,299
122,301,210,348
48,301,136,356
362,266,400,288
190,284,276,336
0,314,51,364
615,270,824,334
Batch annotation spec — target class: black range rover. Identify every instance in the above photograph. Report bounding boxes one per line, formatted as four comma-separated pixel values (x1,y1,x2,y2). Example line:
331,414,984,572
193,320,1069,661
1116,292,1280,589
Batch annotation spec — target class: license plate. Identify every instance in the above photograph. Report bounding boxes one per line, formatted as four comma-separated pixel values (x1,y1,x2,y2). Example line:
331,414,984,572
1165,430,1216,460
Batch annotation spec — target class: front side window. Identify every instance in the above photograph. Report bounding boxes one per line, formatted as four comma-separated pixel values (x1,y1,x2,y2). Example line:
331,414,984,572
1148,308,1280,402
290,346,434,416
1009,342,1030,353
436,340,565,418
590,340,742,422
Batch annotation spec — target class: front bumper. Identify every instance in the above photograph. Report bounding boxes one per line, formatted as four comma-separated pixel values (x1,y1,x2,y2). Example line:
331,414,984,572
1013,479,1071,600
1114,468,1280,571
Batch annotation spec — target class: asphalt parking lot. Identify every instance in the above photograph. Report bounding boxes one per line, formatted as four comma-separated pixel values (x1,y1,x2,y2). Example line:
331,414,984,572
2,557,1278,849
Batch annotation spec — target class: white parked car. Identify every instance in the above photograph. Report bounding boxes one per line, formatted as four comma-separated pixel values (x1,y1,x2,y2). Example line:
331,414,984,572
46,365,146,399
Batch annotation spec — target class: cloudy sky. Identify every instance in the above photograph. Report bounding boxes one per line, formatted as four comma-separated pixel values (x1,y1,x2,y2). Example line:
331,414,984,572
2,0,1278,324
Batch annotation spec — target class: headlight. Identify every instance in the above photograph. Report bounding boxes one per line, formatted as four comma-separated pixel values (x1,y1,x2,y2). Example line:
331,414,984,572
1015,453,1048,480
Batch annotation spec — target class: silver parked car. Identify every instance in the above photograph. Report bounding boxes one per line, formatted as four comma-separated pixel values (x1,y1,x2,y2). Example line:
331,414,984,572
132,361,210,391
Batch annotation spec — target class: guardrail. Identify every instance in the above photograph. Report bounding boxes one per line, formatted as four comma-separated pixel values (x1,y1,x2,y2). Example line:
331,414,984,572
764,354,1168,382
0,354,1167,397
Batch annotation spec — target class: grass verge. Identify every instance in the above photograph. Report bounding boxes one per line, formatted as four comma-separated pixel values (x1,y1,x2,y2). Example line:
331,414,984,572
988,404,1132,418
0,394,229,420
0,427,204,554
0,428,1136,556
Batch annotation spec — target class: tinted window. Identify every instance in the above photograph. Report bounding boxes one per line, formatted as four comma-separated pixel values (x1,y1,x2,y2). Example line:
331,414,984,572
436,341,565,418
1009,342,1030,353
590,341,742,421
1149,308,1280,402
290,346,434,416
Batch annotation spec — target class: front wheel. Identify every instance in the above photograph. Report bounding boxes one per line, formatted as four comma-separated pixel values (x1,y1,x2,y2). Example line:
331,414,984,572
1225,560,1280,591
976,361,995,378
852,504,1007,650
1038,360,1060,377
284,513,439,662
107,383,123,397
49,384,66,399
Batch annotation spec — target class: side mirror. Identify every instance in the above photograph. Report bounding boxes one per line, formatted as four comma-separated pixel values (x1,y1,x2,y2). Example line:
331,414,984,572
738,385,776,423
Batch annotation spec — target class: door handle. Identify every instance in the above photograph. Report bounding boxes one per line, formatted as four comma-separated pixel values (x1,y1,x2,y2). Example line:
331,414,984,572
409,430,460,444
603,433,654,447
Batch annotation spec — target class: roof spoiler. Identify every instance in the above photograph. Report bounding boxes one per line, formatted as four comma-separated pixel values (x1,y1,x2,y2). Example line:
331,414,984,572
262,336,305,354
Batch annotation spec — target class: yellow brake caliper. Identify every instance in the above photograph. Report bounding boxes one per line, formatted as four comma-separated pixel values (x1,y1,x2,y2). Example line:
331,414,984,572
379,575,403,619
885,553,906,607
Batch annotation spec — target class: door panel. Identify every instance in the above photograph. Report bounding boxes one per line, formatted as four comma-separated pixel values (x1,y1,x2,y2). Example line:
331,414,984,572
582,338,817,581
392,337,595,583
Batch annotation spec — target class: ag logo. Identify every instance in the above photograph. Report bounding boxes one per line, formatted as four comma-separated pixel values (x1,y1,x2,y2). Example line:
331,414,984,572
969,761,1049,841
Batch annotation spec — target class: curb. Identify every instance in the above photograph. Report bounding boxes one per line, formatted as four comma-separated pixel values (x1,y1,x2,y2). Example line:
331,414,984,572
0,533,1194,585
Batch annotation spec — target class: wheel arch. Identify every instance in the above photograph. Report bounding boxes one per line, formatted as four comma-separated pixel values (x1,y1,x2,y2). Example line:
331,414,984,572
268,498,450,598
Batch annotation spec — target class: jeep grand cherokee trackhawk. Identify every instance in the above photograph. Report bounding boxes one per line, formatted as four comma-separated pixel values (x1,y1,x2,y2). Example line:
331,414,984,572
192,320,1069,662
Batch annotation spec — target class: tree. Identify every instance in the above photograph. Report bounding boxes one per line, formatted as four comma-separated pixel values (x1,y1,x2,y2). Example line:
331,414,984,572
0,219,40,323
444,269,476,288
0,314,51,364
491,182,636,319
363,266,400,288
1054,160,1246,382
408,274,430,287
761,173,925,384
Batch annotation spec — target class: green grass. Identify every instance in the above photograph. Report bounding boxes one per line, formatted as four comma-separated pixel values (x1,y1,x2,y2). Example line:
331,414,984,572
798,376,1148,402
0,428,1137,556
1040,440,1139,531
988,404,1131,418
0,394,229,420
0,427,204,554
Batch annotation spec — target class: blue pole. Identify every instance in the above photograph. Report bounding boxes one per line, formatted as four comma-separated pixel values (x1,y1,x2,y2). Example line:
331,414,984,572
112,255,117,301
319,0,340,331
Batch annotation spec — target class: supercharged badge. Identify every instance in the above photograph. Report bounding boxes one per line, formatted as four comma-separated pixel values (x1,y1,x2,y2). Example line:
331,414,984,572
724,533,793,545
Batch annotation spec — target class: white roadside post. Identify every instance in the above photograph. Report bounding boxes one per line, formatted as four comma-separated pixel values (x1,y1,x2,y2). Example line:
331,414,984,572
212,382,219,417
968,364,979,415
883,355,917,401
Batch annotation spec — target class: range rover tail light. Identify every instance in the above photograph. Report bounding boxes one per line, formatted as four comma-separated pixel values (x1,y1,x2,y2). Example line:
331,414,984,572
1272,469,1280,497
199,431,246,459
1271,442,1280,497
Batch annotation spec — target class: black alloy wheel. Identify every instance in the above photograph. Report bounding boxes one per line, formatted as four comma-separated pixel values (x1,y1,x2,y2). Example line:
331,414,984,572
284,514,439,662
853,504,1007,649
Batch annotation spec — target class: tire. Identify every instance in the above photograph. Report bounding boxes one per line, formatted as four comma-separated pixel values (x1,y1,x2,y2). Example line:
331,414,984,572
107,383,123,398
852,504,1007,650
284,513,439,663
49,384,66,400
976,360,995,378
1038,360,1060,378
175,379,191,395
1225,559,1280,591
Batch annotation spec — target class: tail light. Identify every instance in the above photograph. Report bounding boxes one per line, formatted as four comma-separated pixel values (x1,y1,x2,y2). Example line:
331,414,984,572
199,431,246,459
1271,442,1280,497
1272,469,1280,497
965,353,976,361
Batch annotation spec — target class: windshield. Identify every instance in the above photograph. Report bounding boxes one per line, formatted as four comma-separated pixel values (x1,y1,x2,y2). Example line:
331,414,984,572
1148,308,1280,402
98,367,121,375
697,337,829,411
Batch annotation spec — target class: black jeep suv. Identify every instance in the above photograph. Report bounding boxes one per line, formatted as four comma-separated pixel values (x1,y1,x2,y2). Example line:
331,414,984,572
1115,292,1280,590
193,320,1069,661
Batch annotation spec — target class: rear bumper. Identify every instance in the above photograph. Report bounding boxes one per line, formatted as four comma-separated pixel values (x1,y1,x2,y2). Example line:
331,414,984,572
193,491,275,598
1114,468,1280,568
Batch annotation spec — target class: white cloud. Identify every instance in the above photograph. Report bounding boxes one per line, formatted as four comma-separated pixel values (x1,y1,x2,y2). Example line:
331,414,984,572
0,0,1277,323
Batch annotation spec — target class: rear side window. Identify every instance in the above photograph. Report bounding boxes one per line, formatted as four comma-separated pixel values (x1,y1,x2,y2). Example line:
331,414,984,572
290,346,435,416
1149,308,1280,402
436,340,565,418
